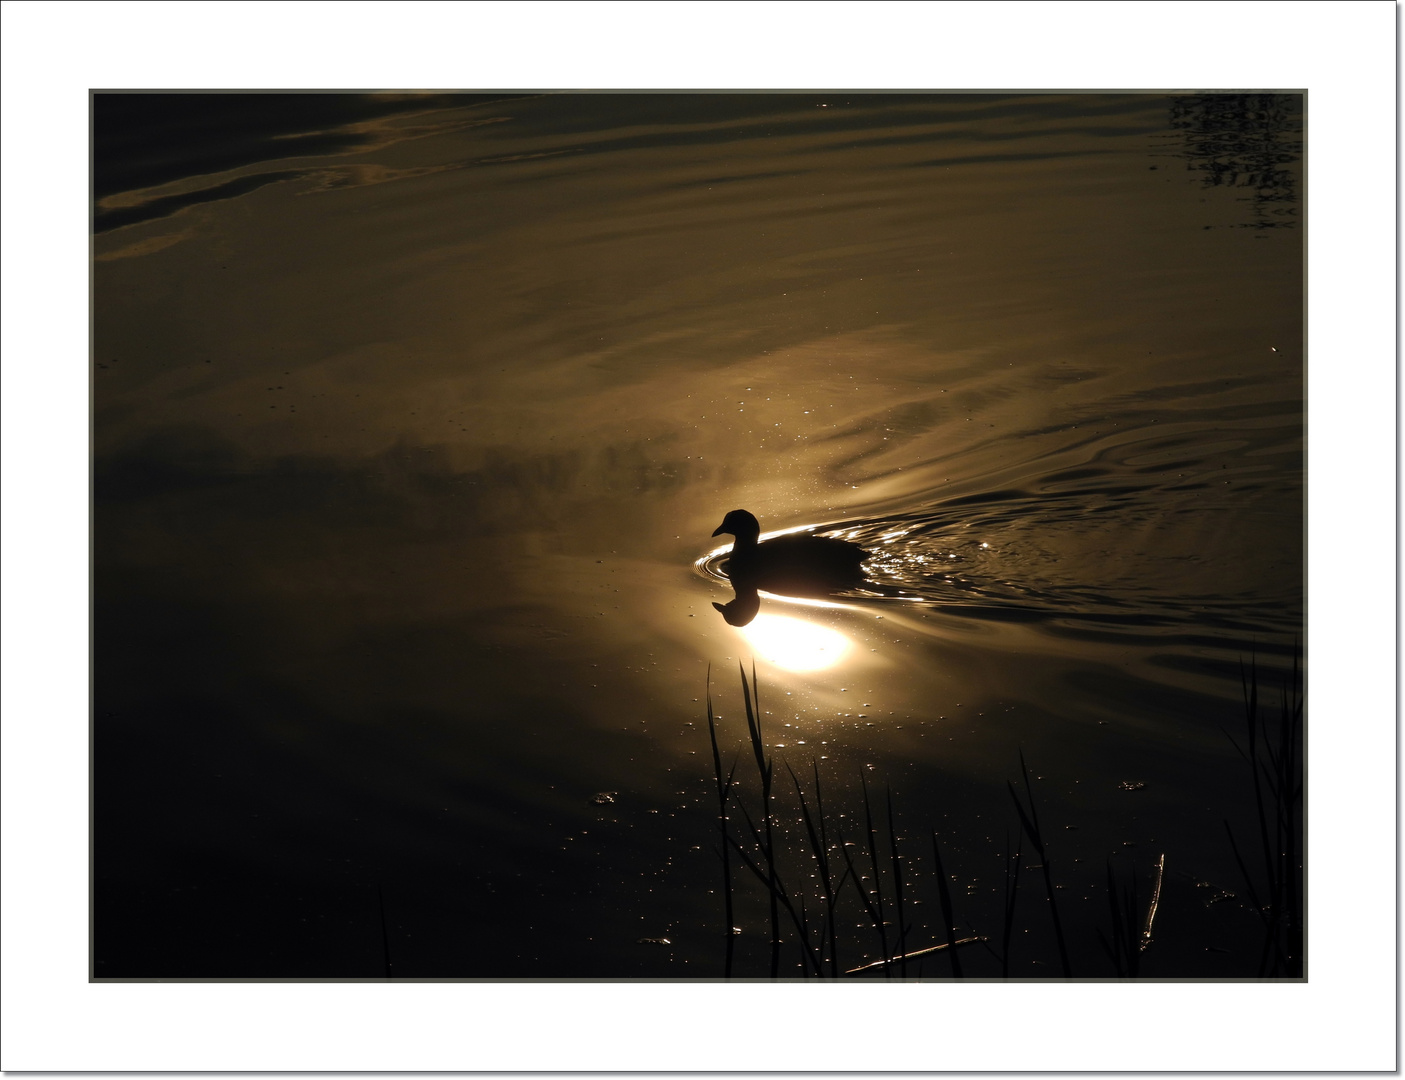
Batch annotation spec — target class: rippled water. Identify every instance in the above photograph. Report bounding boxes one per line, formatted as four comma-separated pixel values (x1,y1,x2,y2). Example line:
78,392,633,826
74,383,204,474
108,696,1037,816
94,92,1302,979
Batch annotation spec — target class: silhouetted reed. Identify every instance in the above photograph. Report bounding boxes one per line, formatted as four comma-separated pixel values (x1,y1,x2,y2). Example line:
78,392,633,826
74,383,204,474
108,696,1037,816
886,790,910,978
929,829,963,978
1097,858,1142,978
1097,851,1165,978
701,653,1300,979
738,662,782,978
1007,749,1072,977
859,776,891,972
997,831,1022,977
785,760,845,977
725,801,826,976
706,664,988,979
704,666,739,979
1223,648,1303,977
831,818,884,973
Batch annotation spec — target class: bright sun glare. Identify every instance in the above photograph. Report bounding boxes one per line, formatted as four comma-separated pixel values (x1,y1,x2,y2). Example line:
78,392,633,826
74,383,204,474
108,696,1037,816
735,613,852,672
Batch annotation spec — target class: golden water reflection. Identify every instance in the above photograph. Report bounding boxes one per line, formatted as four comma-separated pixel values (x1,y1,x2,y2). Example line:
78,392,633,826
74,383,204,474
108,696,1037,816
733,611,852,672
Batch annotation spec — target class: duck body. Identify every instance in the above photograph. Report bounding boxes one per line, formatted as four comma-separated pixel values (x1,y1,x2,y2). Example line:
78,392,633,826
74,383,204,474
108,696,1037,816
712,509,867,597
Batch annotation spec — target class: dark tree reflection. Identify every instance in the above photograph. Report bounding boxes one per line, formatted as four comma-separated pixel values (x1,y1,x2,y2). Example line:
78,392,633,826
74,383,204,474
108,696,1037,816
1169,94,1301,230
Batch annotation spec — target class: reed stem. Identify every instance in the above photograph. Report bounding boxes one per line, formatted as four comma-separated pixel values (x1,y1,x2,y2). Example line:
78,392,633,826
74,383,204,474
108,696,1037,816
1008,750,1072,977
705,665,738,979
930,829,963,978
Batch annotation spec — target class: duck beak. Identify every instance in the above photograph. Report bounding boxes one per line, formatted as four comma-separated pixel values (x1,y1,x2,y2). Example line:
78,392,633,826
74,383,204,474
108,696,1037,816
712,524,727,537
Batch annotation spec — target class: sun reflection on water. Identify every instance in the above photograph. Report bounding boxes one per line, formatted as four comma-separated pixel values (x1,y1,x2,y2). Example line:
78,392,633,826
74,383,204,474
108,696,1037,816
734,612,852,672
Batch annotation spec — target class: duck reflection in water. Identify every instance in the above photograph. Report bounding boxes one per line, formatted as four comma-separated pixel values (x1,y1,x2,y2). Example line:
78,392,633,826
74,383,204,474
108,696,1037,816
710,509,868,626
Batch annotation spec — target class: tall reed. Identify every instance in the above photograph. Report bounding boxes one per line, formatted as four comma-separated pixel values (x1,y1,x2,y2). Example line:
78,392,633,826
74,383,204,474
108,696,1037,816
1007,749,1072,977
725,800,825,976
1223,648,1303,977
707,665,989,979
1097,858,1142,977
705,665,739,979
998,831,1022,978
886,790,910,979
929,829,964,978
700,655,1293,980
859,776,891,974
737,662,781,978
786,761,844,977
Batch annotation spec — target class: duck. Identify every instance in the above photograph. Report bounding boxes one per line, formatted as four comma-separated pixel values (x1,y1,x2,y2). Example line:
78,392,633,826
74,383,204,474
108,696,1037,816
711,509,868,598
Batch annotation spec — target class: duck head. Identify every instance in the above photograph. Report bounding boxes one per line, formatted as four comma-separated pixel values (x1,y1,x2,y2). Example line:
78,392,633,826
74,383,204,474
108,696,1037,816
712,509,761,544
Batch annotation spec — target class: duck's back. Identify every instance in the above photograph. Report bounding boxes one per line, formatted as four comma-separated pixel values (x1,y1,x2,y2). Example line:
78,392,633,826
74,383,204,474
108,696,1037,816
727,533,866,596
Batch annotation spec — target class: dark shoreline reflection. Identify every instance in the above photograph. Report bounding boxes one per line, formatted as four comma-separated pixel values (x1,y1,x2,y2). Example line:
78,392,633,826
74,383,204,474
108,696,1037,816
93,92,526,198
1167,94,1301,230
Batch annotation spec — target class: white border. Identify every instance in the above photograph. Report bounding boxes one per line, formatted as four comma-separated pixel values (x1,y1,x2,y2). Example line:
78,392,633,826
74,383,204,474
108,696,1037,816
1,0,1395,1072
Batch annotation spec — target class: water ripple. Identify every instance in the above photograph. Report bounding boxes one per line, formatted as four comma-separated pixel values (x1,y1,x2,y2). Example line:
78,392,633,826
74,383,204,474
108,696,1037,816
698,482,1300,648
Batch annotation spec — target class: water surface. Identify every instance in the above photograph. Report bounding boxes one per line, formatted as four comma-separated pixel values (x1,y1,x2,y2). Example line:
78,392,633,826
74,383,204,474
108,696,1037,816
93,92,1302,978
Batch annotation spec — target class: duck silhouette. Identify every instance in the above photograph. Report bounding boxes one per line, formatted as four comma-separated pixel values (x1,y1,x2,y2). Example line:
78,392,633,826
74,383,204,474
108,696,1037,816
710,510,867,619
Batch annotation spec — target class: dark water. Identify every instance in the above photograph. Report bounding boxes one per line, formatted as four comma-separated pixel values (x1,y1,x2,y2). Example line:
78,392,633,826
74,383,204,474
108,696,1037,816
93,92,1302,979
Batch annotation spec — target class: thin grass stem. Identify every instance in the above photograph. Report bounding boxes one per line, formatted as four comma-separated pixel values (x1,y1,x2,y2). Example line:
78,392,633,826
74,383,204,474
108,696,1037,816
999,830,1022,978
1007,750,1072,977
705,665,737,979
886,790,908,979
929,829,963,978
739,661,781,980
786,760,840,978
860,775,890,976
